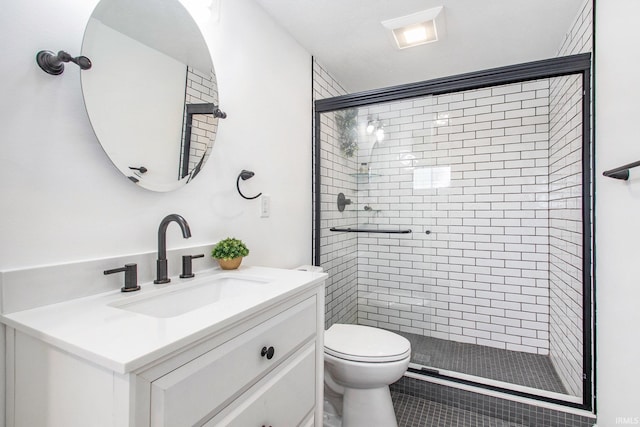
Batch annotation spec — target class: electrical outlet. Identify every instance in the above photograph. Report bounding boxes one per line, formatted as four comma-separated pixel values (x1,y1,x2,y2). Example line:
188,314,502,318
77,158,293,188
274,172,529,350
260,194,271,217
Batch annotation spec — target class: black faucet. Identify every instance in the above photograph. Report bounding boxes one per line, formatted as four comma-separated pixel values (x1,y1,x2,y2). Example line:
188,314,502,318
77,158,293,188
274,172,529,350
154,214,191,284
104,263,140,292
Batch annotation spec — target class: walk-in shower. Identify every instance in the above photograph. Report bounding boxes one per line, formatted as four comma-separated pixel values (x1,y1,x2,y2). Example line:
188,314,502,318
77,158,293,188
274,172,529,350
313,54,593,409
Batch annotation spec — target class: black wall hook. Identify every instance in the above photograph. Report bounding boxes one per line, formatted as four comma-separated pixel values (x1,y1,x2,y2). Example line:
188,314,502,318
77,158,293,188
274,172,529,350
36,50,92,75
236,170,262,200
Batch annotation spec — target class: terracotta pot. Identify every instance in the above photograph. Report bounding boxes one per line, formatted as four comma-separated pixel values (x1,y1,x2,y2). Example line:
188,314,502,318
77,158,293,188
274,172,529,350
217,257,243,270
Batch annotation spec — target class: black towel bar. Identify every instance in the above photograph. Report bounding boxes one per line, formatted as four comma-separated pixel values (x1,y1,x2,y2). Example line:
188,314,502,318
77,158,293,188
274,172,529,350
329,227,412,234
603,160,640,180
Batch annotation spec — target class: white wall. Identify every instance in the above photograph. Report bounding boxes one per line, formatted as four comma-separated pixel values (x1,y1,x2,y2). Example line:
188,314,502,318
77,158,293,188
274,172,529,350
0,0,312,271
595,0,640,423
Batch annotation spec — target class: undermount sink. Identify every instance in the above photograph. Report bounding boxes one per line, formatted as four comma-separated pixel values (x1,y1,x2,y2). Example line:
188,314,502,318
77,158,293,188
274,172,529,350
110,275,273,318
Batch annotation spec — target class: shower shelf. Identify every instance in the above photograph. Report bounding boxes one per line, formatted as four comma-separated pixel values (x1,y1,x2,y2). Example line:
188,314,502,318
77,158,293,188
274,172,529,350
349,172,383,182
602,160,640,180
329,227,412,234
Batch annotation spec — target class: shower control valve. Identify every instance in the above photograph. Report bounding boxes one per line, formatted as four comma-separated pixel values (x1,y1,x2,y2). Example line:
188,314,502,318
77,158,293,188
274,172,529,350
337,192,352,212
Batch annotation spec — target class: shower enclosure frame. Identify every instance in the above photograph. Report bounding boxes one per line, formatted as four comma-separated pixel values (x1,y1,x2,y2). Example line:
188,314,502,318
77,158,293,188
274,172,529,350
313,53,593,411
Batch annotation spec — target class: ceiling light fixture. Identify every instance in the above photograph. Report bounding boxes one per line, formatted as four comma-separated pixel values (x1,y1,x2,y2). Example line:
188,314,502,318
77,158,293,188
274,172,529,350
366,117,385,141
366,117,377,134
382,6,444,50
403,25,429,45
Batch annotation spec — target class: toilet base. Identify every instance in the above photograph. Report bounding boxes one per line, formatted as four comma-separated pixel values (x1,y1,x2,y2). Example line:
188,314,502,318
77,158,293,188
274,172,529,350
323,399,342,427
342,385,397,427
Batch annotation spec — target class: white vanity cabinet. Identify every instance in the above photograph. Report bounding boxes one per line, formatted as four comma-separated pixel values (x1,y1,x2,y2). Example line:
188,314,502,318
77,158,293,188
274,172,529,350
3,277,325,427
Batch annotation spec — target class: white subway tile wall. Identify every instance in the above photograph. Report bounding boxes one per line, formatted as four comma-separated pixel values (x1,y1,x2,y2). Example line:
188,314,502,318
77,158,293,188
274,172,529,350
353,81,553,354
548,0,592,399
313,59,358,328
181,67,218,176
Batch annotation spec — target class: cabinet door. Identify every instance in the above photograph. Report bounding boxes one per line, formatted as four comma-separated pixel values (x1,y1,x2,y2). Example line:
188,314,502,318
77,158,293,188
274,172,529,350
204,343,316,427
151,297,316,426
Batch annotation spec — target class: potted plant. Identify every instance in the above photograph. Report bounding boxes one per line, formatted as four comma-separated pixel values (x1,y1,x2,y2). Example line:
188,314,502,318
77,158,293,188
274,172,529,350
211,238,250,270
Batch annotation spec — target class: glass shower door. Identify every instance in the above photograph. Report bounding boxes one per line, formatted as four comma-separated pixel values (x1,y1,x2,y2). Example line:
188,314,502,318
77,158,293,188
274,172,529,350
354,97,439,356
315,71,588,404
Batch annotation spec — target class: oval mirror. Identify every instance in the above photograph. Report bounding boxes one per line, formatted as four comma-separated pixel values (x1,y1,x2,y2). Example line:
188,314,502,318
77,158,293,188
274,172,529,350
81,0,221,191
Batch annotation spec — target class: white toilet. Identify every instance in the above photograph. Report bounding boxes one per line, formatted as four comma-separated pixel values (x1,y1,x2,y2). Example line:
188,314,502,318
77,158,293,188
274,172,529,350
323,324,411,427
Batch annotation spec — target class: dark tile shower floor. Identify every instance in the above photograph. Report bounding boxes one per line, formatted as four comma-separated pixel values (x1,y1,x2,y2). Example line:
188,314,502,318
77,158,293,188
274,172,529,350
392,330,567,394
392,391,526,427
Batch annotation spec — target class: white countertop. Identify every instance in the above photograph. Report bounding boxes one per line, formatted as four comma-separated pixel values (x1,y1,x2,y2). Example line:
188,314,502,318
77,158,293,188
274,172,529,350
0,266,326,374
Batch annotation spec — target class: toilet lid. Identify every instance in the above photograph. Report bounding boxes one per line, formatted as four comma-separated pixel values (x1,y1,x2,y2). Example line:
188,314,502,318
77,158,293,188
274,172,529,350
324,324,411,363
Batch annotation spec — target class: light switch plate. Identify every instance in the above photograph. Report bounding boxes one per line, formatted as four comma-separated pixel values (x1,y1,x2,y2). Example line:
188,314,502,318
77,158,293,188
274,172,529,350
260,194,271,217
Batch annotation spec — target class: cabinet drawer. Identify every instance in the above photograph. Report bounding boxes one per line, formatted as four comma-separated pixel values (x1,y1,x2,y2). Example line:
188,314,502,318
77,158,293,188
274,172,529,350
150,296,316,426
204,343,316,427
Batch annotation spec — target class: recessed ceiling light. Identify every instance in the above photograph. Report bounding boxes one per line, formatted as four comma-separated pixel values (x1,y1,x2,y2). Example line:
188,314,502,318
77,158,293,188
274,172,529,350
402,26,429,44
393,21,437,49
382,6,444,50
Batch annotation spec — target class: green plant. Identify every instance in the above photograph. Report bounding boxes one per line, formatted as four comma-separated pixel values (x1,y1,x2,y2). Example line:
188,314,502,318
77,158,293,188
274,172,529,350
335,108,359,157
211,238,250,260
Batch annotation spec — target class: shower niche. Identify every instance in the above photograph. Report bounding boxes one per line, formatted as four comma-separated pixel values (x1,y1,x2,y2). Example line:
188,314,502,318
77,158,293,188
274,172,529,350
314,54,593,409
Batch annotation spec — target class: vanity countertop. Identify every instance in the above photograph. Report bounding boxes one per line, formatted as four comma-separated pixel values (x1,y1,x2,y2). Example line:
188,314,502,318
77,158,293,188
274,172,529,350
0,266,326,374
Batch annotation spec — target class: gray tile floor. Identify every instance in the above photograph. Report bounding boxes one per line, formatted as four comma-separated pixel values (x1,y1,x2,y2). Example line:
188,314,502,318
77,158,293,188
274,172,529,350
393,391,526,427
393,330,567,394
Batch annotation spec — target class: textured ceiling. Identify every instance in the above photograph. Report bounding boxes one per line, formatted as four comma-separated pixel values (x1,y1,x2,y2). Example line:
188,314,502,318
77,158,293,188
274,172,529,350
254,0,585,92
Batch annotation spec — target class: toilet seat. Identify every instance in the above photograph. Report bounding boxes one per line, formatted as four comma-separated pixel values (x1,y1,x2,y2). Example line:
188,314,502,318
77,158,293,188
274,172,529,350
324,324,411,363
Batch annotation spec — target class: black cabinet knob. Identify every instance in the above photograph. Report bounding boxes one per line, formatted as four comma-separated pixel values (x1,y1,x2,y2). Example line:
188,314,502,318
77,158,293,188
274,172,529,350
260,346,275,360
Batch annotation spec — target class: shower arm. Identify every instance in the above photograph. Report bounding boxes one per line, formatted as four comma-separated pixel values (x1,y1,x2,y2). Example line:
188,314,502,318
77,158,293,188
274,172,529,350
367,139,380,170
